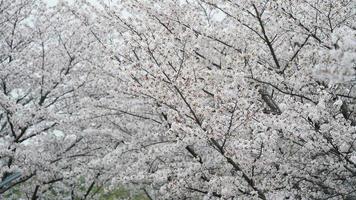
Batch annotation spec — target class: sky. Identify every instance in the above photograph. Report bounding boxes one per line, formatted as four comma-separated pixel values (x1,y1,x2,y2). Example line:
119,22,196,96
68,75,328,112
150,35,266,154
46,0,61,6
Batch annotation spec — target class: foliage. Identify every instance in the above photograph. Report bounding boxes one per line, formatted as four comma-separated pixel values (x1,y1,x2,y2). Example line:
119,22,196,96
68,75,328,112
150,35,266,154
1,0,356,199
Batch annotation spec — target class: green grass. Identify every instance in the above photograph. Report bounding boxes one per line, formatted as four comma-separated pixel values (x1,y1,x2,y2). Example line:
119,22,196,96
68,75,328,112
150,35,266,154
99,187,149,200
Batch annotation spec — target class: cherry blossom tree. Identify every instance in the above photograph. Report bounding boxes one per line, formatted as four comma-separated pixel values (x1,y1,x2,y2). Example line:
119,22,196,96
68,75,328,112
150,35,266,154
88,0,356,199
1,0,356,199
0,1,120,199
